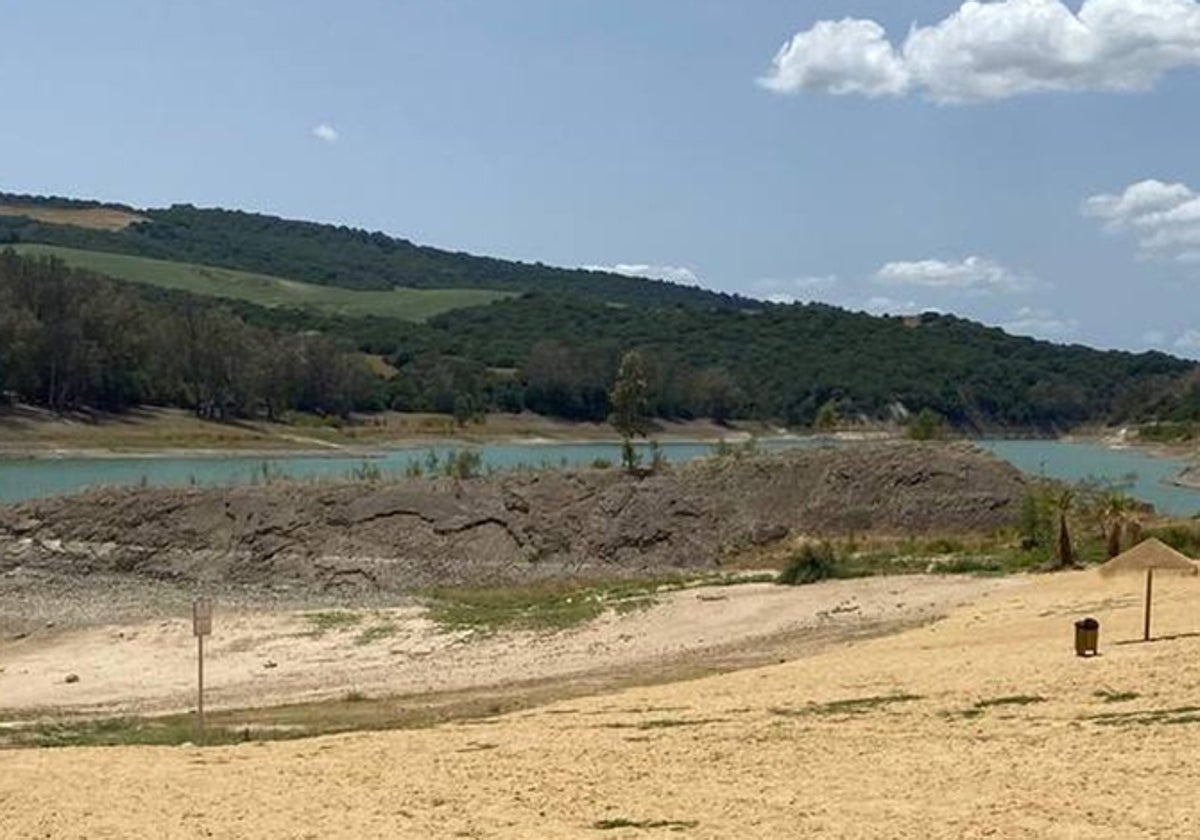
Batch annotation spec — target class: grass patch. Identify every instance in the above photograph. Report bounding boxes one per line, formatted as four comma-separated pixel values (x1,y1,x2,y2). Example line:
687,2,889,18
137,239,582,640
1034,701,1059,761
1094,689,1140,704
593,818,699,831
424,574,759,634
354,622,398,646
1088,706,1200,727
4,715,269,749
601,718,727,731
10,243,513,322
974,695,1046,709
304,610,363,634
770,693,923,717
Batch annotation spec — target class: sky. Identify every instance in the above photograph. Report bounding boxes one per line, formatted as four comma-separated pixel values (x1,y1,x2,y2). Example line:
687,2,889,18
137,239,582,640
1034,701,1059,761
2,0,1199,357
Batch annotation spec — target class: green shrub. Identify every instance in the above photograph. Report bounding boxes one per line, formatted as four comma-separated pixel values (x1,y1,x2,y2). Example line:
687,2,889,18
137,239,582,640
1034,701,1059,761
778,543,839,585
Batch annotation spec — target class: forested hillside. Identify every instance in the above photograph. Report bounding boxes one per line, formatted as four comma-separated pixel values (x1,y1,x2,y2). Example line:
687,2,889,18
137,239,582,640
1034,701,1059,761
0,250,377,418
386,295,1197,428
2,188,1198,432
0,193,750,309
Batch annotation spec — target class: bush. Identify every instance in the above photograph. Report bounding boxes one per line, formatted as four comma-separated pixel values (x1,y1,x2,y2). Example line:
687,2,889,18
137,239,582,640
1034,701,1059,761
778,543,839,586
1145,523,1200,556
443,448,482,479
591,457,612,469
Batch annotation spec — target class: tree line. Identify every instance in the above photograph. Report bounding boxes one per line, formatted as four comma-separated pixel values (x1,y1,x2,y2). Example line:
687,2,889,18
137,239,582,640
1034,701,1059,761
0,194,751,308
0,250,378,417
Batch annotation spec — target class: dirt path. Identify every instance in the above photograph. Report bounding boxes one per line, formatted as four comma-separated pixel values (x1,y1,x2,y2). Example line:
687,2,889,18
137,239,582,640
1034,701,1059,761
0,575,1015,718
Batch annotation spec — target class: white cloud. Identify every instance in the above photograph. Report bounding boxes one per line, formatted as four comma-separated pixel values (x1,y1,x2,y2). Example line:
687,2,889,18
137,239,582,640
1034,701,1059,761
1176,328,1200,349
1001,305,1080,336
875,256,1034,293
861,296,938,315
312,123,339,143
760,0,1200,103
752,274,839,304
758,19,910,98
1083,178,1200,262
584,263,701,286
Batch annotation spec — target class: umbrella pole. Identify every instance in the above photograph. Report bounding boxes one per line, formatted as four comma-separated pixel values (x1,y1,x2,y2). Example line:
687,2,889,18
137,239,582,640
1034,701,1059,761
1144,567,1154,642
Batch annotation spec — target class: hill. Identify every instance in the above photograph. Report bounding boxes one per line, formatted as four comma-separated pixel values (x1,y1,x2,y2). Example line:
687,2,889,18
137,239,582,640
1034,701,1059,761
396,294,1196,427
0,192,752,310
10,243,512,322
1,189,1198,431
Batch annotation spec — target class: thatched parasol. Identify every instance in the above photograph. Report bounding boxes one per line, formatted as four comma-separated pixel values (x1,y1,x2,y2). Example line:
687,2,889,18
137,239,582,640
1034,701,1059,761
1100,538,1198,641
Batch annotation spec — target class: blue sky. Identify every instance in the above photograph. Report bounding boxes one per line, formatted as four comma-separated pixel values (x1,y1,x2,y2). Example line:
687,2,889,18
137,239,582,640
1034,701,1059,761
2,0,1198,356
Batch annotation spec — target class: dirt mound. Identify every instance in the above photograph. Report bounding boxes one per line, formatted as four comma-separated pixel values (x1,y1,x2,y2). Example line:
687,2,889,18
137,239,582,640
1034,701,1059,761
0,442,1025,592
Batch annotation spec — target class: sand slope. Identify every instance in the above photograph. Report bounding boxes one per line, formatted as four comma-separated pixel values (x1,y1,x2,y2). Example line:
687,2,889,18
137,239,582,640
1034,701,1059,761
4,569,1200,838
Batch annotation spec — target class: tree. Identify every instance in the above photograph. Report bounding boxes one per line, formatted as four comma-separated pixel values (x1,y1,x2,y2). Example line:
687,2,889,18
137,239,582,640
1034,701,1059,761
610,350,651,471
906,408,946,440
814,401,839,431
1048,488,1079,570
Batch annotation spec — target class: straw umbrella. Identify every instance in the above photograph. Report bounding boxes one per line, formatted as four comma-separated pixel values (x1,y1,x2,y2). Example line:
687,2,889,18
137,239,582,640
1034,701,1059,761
1099,538,1198,641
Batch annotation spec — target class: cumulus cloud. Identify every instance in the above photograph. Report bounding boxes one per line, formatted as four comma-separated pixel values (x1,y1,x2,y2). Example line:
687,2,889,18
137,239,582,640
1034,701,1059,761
584,263,701,286
1176,328,1200,349
752,274,839,304
1001,305,1080,336
312,123,339,143
1083,178,1200,262
759,0,1200,103
875,256,1034,293
861,296,937,316
758,19,910,98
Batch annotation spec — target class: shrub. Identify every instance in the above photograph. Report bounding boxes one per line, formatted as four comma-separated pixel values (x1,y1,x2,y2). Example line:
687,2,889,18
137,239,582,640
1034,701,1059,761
778,543,839,585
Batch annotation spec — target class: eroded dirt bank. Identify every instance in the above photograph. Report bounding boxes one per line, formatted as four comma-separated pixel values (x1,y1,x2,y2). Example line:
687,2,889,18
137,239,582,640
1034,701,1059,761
0,442,1025,600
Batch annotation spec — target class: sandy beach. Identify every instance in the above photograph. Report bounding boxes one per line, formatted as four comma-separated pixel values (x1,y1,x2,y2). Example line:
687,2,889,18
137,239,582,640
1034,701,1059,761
3,567,1200,838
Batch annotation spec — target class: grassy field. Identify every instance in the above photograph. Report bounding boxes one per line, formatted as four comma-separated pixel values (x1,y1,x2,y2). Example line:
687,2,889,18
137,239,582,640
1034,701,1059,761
0,203,145,231
10,243,513,321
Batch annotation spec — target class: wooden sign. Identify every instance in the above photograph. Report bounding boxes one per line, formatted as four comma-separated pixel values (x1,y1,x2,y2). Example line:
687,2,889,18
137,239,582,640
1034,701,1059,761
193,598,213,637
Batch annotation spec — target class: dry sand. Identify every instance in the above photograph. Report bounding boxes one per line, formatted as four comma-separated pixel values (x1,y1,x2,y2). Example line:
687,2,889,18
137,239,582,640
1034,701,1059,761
0,575,1004,715
4,569,1200,838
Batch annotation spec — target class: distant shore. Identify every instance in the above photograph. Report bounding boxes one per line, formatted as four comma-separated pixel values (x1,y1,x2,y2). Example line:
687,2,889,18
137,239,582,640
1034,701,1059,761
0,405,814,460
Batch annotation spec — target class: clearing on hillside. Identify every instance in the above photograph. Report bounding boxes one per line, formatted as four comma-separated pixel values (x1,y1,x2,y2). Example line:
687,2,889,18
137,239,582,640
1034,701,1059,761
10,243,515,321
0,203,146,231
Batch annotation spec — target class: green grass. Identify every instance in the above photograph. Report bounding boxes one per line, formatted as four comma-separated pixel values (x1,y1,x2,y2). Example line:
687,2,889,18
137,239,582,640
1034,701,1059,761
592,818,699,831
423,573,770,634
770,693,924,717
354,622,398,646
1088,706,1200,727
303,610,364,634
974,695,1046,709
12,243,513,321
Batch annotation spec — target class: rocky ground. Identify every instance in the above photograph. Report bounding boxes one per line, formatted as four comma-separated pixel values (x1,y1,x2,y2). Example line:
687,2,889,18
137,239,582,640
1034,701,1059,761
0,442,1025,609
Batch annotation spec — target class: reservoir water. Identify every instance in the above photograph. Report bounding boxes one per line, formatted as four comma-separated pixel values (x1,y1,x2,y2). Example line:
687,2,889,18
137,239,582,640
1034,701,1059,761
1,437,1197,516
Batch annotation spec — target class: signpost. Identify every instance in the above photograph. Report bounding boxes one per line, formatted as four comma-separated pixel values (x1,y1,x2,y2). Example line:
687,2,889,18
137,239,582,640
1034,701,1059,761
193,597,213,744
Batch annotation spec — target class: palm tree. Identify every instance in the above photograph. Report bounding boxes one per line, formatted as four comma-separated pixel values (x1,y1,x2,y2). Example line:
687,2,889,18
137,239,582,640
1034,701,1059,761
1098,490,1137,559
1049,488,1080,570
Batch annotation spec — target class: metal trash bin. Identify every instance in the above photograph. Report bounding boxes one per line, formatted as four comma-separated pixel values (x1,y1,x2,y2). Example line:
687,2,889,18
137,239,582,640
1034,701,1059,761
1074,617,1100,657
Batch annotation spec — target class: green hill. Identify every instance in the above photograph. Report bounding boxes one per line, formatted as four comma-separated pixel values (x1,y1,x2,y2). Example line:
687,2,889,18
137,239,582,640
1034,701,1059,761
2,190,1197,431
0,193,751,309
10,243,512,322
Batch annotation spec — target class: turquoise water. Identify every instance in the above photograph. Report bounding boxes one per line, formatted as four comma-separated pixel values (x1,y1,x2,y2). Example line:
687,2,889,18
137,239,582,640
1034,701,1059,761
1,437,1197,516
0,438,816,505
977,440,1198,518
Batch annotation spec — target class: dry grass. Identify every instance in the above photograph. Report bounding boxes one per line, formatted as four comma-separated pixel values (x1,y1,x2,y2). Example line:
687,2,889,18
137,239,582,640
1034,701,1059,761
0,204,146,231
